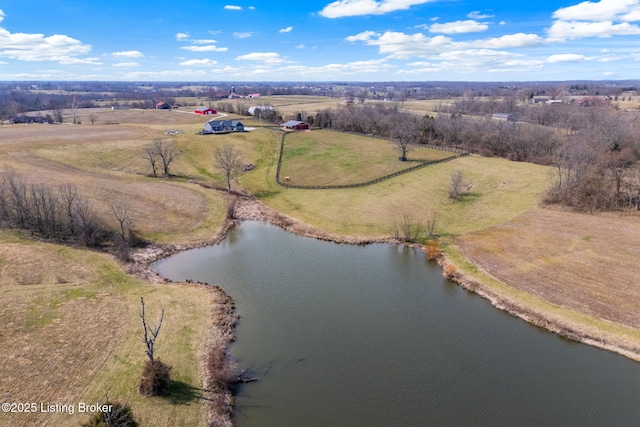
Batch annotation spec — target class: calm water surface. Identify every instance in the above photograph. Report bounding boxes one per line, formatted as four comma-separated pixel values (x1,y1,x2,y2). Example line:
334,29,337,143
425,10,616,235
153,221,640,427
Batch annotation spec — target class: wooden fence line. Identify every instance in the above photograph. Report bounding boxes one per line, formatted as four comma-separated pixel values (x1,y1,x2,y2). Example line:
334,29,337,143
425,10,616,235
275,130,469,190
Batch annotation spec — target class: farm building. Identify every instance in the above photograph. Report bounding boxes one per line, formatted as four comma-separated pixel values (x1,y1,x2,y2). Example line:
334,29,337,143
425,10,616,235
195,107,217,115
248,105,274,115
156,102,171,109
281,120,310,130
203,119,245,134
491,113,516,122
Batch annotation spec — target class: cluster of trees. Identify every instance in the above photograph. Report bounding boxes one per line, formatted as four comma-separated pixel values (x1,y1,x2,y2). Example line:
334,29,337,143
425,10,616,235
0,171,104,245
0,170,143,259
546,112,640,211
142,139,181,177
288,100,640,212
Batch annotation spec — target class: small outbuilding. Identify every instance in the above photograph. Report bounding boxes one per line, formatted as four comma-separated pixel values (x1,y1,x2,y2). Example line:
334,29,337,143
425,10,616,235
195,107,217,115
203,119,245,134
156,102,171,109
491,113,516,122
281,120,310,130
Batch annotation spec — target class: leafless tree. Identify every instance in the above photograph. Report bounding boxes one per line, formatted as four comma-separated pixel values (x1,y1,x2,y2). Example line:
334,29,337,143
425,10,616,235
109,201,135,260
58,183,79,235
392,213,423,243
139,296,164,364
214,144,242,193
425,210,438,238
89,114,97,125
155,139,180,177
138,297,171,397
391,115,419,161
70,97,80,124
145,139,179,177
449,170,467,202
142,143,160,177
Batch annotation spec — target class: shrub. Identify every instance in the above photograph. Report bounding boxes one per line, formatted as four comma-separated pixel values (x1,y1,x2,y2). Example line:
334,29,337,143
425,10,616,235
138,359,172,396
443,263,458,279
425,240,440,261
82,402,138,427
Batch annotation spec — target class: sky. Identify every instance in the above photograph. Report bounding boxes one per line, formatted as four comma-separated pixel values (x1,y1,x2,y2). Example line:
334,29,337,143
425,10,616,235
1,0,640,82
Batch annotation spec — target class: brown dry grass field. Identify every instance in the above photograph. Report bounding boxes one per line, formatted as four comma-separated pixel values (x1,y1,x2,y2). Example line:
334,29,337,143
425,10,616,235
0,230,212,426
2,99,640,426
456,207,640,329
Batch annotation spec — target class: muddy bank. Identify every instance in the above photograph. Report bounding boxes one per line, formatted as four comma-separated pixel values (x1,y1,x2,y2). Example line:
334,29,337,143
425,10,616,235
436,254,640,362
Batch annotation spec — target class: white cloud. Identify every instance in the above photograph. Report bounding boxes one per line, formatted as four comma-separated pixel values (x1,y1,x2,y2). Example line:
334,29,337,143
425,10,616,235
345,31,381,42
402,49,545,75
235,52,285,63
0,28,94,63
547,19,640,40
179,58,219,66
112,50,143,58
296,44,305,49
429,20,489,34
622,6,640,20
234,32,254,38
123,70,208,79
113,62,140,67
347,30,542,59
0,9,5,23
224,5,242,10
320,0,436,18
181,45,228,52
467,11,494,19
470,33,544,48
192,39,218,44
552,0,638,21
546,53,591,62
279,26,294,33
176,33,190,40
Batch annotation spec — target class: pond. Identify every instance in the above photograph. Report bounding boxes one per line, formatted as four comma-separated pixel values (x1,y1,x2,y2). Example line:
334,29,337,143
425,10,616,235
153,221,640,426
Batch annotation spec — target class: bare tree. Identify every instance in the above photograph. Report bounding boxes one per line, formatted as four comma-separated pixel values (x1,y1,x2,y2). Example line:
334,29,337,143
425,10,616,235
70,96,80,124
425,210,438,238
138,297,171,397
449,170,468,201
109,201,135,260
391,115,419,161
392,213,423,243
142,143,159,177
145,139,180,177
214,144,242,193
139,297,164,364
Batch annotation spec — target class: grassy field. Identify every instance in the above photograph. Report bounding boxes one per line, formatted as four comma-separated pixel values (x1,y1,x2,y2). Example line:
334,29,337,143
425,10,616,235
2,99,640,426
0,110,236,426
279,130,454,186
456,207,640,329
0,230,211,427
248,152,551,237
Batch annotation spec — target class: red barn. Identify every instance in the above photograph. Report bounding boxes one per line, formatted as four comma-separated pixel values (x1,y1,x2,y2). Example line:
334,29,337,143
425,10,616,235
195,107,217,115
281,120,310,130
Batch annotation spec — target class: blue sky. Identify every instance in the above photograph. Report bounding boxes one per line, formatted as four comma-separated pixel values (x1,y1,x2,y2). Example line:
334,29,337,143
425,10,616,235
1,0,640,81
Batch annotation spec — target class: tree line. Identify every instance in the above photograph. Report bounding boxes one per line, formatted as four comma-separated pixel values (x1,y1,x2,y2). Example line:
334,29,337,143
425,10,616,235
0,170,141,259
283,102,640,212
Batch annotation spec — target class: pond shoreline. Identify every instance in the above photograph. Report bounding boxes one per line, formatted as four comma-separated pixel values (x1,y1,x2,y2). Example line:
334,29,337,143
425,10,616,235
128,195,639,425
